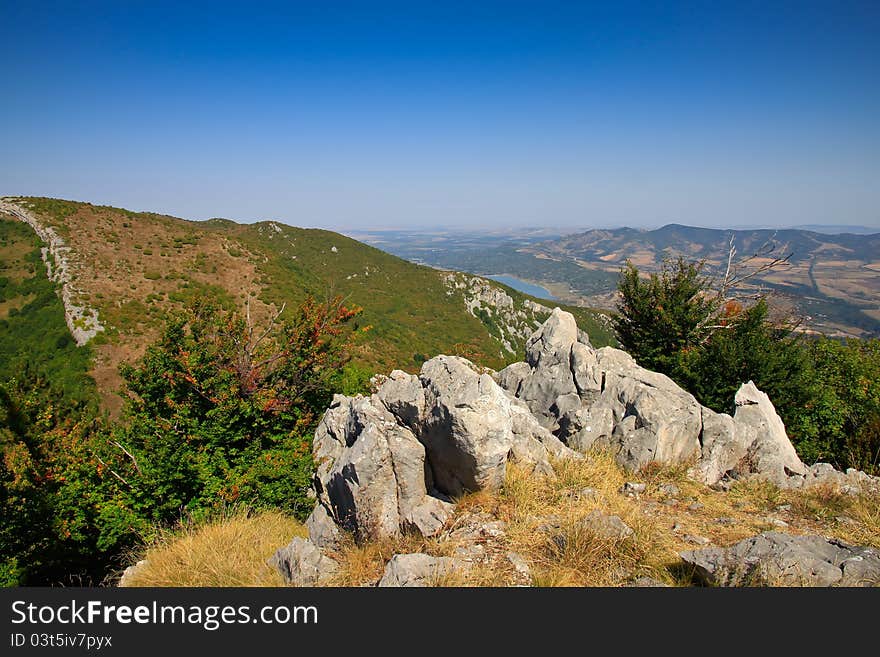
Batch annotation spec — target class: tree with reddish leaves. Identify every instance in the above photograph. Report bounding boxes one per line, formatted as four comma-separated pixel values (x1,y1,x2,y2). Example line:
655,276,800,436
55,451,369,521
114,295,361,527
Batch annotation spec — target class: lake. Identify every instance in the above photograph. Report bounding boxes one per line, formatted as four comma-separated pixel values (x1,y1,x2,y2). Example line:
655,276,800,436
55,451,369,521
486,274,558,301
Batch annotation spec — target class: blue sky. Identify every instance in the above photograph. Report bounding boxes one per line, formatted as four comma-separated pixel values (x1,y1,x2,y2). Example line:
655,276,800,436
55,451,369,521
1,1,878,230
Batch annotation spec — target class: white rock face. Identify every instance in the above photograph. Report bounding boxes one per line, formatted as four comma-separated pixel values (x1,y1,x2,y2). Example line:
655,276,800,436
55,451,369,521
0,199,104,345
311,395,453,542
732,381,809,484
499,308,702,472
442,272,560,355
274,309,880,586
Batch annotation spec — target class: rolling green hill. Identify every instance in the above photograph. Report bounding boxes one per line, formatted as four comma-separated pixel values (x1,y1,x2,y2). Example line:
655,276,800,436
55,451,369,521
0,197,614,413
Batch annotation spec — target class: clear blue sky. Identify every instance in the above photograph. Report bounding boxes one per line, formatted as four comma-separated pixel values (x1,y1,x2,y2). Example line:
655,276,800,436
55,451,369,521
2,1,878,230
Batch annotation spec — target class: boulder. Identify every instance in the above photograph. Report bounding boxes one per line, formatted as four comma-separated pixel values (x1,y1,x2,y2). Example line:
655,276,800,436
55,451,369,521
681,532,880,587
270,537,338,586
691,408,748,485
418,356,516,495
497,312,703,472
501,307,582,429
377,553,462,587
494,361,531,398
792,463,880,495
733,382,808,484
305,503,341,551
376,369,425,429
579,510,634,541
557,405,615,453
312,395,453,541
595,351,703,471
419,355,566,495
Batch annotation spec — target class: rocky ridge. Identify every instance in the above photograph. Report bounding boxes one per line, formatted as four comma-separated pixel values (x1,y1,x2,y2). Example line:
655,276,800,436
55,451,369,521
0,198,104,345
271,308,880,586
443,272,556,355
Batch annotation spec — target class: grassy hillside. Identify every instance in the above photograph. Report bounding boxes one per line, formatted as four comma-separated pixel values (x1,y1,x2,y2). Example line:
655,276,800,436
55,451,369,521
0,215,96,408
1,197,614,413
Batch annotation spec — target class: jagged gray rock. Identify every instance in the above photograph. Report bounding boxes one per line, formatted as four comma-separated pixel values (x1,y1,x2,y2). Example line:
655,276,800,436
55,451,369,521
497,308,583,430
312,395,453,542
495,310,871,489
284,308,879,581
691,408,747,485
270,537,338,586
309,351,572,545
376,369,426,428
377,553,462,587
305,503,341,551
418,355,570,496
787,462,880,494
419,356,518,495
732,381,808,484
579,510,634,541
591,349,703,470
681,531,880,587
498,311,702,472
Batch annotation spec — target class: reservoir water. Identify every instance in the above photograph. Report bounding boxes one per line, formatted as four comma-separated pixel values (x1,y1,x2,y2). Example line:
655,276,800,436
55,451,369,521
486,274,558,301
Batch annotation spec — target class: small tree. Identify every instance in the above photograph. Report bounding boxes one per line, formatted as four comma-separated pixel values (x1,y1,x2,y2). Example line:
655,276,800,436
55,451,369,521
676,299,813,417
613,257,717,375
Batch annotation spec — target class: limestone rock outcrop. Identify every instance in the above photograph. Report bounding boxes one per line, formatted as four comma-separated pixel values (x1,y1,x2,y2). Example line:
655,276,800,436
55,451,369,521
681,532,880,587
495,308,876,492
272,308,879,586
270,537,338,586
306,352,575,549
0,199,103,345
311,394,454,542
377,553,463,587
731,381,809,484
497,308,704,474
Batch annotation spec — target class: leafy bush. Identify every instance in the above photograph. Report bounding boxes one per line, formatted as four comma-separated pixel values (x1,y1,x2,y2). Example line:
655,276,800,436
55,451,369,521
789,338,880,471
110,296,361,536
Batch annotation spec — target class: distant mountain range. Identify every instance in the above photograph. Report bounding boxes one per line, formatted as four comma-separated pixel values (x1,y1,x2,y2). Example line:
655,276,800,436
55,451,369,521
358,223,880,339
787,224,880,235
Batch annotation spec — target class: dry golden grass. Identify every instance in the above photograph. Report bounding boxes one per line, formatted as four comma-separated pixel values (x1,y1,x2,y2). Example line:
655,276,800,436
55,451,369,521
119,509,306,587
493,453,677,586
119,451,880,587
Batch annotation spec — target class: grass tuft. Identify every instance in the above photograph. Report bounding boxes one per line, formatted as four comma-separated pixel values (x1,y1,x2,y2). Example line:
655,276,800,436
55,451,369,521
119,509,306,587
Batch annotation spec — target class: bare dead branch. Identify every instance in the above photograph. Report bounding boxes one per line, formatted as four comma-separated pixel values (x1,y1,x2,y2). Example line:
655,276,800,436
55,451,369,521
112,440,142,474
